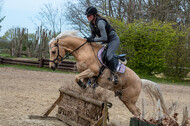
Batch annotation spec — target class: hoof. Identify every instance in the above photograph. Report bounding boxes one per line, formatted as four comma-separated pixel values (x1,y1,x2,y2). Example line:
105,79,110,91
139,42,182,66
114,91,122,97
77,80,86,89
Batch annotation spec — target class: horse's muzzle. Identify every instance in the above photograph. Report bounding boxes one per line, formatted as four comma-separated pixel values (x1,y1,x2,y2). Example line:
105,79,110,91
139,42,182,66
50,62,58,71
51,66,56,71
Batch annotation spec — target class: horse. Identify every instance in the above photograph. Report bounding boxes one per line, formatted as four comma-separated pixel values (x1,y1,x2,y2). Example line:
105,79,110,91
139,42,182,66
49,30,168,117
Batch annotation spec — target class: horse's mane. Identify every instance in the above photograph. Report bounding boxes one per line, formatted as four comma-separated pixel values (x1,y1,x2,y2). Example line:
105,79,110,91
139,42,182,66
56,30,80,39
49,30,102,48
49,30,81,45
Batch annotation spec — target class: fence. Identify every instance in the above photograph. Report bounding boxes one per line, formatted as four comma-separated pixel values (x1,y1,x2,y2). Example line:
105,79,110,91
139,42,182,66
0,57,76,72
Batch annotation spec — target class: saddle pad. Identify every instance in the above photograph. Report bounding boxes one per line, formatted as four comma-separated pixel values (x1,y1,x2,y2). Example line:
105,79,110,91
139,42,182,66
97,47,126,74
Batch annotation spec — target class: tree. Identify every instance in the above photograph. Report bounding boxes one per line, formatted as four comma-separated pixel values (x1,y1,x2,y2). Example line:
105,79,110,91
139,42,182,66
0,0,5,32
35,3,64,37
64,0,126,35
2,28,15,41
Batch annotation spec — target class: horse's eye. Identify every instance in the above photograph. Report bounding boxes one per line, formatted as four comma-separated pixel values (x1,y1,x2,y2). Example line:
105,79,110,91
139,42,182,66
52,51,56,54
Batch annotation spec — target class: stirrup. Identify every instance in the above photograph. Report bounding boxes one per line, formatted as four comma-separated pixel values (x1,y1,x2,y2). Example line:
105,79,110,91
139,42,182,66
108,72,118,84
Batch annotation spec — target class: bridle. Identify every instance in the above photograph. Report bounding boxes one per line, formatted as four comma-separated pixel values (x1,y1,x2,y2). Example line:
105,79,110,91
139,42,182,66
49,44,64,65
49,39,88,65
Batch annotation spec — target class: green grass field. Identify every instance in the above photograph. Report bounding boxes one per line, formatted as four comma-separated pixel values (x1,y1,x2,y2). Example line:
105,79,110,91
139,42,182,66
0,53,14,58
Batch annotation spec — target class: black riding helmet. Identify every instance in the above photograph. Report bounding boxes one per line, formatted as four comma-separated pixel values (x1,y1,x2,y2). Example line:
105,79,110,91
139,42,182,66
85,6,97,15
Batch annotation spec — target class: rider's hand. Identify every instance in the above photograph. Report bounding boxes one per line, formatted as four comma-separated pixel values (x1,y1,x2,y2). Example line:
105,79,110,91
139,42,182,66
86,37,94,42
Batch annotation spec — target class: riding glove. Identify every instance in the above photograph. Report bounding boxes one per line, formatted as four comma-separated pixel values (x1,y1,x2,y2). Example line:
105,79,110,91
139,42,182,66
86,37,94,42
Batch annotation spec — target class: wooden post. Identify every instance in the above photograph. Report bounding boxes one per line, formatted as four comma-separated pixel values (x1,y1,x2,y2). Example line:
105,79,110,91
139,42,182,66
39,58,44,68
17,28,21,57
0,57,2,64
26,29,31,57
43,95,63,117
19,28,24,57
102,101,108,126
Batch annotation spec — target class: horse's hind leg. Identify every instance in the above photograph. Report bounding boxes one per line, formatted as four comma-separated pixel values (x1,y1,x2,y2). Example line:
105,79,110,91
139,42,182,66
119,88,141,117
121,99,141,117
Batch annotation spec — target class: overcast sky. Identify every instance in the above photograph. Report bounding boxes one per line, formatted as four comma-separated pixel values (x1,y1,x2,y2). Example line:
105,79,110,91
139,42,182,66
0,0,66,36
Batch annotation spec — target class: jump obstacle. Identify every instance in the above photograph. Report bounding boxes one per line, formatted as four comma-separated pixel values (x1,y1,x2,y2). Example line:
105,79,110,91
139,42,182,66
29,87,112,126
28,87,188,126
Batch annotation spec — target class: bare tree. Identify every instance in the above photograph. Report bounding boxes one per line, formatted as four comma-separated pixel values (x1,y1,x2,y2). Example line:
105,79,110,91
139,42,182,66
63,0,190,36
35,3,64,36
64,1,90,36
63,0,132,35
0,0,5,32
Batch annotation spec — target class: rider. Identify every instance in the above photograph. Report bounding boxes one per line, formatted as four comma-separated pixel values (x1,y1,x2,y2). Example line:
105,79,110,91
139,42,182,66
85,6,120,84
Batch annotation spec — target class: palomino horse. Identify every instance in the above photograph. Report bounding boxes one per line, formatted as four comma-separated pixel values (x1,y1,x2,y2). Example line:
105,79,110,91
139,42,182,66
49,31,168,117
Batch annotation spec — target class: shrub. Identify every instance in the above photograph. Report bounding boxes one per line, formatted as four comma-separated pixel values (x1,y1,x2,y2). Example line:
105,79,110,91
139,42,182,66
111,19,175,75
164,25,190,79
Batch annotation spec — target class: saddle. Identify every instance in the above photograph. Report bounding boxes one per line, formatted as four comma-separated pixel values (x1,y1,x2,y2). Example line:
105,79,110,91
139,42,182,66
97,46,126,74
87,46,126,89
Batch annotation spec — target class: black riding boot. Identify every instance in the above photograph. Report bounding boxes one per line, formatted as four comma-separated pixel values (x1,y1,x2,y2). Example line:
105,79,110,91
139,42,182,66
107,58,118,84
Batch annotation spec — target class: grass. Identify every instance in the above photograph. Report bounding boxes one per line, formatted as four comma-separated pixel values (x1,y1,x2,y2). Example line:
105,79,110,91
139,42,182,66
0,53,14,58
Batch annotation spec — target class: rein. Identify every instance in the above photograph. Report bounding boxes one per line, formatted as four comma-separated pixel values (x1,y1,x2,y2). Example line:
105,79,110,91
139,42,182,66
50,41,88,64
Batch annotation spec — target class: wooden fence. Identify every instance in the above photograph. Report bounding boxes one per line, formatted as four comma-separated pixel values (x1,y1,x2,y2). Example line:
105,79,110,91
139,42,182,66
0,57,76,72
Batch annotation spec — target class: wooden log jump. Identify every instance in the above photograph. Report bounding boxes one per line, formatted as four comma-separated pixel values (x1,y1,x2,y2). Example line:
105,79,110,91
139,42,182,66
29,87,112,126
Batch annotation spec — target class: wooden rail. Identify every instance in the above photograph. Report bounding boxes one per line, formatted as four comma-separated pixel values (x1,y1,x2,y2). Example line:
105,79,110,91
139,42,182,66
0,57,76,72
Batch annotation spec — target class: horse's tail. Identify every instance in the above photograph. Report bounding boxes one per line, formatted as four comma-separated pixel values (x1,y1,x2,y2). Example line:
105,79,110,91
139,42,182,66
141,79,168,115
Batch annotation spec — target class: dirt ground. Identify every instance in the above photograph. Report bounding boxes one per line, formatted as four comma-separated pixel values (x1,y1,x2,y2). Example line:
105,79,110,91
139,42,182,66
0,67,190,126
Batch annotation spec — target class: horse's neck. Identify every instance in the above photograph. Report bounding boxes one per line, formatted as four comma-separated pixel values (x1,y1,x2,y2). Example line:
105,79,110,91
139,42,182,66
61,37,102,61
61,37,84,50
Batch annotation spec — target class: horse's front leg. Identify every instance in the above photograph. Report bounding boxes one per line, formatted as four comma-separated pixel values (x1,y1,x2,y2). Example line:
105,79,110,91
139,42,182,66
75,69,97,89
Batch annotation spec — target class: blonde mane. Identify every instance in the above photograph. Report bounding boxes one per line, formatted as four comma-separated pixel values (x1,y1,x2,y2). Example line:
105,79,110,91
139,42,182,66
49,30,80,45
56,30,79,39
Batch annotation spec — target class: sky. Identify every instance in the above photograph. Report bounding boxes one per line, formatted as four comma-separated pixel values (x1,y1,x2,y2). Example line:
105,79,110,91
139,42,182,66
0,0,66,36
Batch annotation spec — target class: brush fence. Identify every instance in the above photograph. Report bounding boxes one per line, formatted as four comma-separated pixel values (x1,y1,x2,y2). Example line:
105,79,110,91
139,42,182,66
57,88,112,126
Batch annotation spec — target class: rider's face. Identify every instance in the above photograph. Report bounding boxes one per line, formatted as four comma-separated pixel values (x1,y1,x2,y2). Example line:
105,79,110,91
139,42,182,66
87,15,94,22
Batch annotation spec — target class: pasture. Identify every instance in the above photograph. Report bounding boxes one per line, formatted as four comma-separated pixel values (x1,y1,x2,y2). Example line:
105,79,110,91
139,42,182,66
0,67,190,125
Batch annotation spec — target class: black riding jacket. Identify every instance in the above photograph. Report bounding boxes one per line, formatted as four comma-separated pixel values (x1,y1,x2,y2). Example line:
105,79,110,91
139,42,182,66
89,17,115,42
